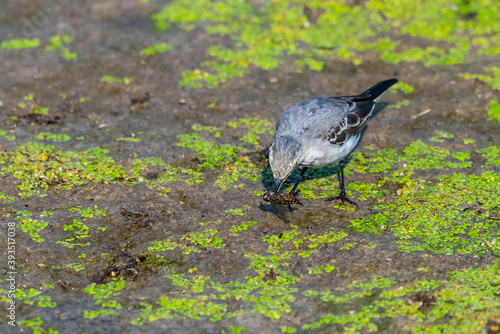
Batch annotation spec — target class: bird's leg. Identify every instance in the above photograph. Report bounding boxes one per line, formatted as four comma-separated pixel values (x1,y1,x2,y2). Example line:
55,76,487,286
289,167,308,196
326,161,358,206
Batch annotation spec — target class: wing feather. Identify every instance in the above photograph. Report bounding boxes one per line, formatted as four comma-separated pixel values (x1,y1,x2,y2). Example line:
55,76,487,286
324,99,374,146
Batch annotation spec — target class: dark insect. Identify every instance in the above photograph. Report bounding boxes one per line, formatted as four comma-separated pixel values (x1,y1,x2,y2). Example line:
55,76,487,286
263,191,303,206
281,193,303,205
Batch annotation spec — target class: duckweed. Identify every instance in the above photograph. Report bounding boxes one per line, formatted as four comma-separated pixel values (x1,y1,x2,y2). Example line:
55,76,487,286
152,0,500,87
33,107,49,115
0,142,133,197
429,130,454,142
350,171,500,255
100,75,131,84
34,132,71,143
130,254,500,332
230,221,257,236
4,1,500,332
0,191,16,203
223,208,245,216
15,210,48,243
18,317,59,334
461,66,500,90
149,228,224,254
15,288,56,308
1,38,40,49
225,117,273,146
55,207,107,249
297,140,472,200
45,35,77,59
67,206,107,218
477,146,500,166
141,42,174,56
84,279,125,319
488,99,500,123
303,264,500,332
131,297,227,324
116,136,141,142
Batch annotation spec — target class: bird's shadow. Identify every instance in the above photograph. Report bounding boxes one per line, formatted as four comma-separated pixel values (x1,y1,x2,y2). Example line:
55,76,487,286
259,102,389,220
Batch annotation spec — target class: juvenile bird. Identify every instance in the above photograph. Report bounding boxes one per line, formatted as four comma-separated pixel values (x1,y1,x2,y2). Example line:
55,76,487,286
269,78,398,206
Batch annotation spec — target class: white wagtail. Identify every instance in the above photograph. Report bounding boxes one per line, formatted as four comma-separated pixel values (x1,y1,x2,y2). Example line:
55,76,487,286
269,78,398,206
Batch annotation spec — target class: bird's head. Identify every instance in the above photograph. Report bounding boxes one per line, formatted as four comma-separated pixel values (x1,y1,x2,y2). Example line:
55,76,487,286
269,135,302,193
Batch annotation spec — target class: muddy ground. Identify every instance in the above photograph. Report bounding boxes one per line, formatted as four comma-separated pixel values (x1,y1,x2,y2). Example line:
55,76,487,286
0,1,499,333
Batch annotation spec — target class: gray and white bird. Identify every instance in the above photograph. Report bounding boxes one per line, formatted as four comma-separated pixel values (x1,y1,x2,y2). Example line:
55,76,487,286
269,78,398,206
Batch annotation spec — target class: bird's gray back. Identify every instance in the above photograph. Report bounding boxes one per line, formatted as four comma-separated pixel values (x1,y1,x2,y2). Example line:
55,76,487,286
276,98,349,141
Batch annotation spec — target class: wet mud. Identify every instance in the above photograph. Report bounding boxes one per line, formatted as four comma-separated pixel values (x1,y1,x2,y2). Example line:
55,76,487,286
1,1,499,333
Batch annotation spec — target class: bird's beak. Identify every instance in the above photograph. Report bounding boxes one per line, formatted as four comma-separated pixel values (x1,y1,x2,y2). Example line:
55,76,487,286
274,177,283,194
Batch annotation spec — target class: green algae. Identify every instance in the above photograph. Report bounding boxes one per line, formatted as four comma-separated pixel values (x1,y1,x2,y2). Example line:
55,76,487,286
225,117,273,146
0,191,16,203
230,221,257,236
34,107,50,115
0,141,134,197
351,171,500,255
15,210,48,243
55,207,107,249
84,279,125,319
18,317,59,334
151,0,500,88
177,119,271,190
135,224,348,325
2,126,497,261
67,206,107,218
148,228,224,254
100,75,131,84
0,130,15,142
0,113,498,333
131,296,227,325
294,139,472,201
487,99,500,124
34,132,71,143
129,250,500,332
141,42,174,56
223,207,246,216
1,38,40,50
177,132,246,169
65,262,85,272
15,287,56,308
2,2,500,332
461,66,500,90
477,146,500,166
45,35,77,59
116,136,141,142
429,130,454,143
225,326,247,334
303,264,500,332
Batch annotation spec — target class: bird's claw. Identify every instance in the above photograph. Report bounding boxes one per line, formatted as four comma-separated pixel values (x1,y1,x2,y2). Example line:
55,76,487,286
325,192,358,207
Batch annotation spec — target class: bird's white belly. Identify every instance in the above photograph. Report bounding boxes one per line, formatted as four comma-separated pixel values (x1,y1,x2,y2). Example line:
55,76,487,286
300,135,360,168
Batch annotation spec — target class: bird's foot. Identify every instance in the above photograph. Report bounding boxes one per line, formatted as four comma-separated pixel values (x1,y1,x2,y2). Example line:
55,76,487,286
325,191,358,207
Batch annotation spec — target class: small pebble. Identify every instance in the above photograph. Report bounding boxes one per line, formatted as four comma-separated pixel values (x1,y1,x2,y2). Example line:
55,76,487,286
178,98,187,105
269,77,279,84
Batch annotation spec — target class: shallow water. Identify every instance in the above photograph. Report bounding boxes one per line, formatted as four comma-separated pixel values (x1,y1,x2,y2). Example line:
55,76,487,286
1,1,499,333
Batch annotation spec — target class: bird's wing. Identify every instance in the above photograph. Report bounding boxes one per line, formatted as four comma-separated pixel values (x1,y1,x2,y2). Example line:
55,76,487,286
324,99,374,146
